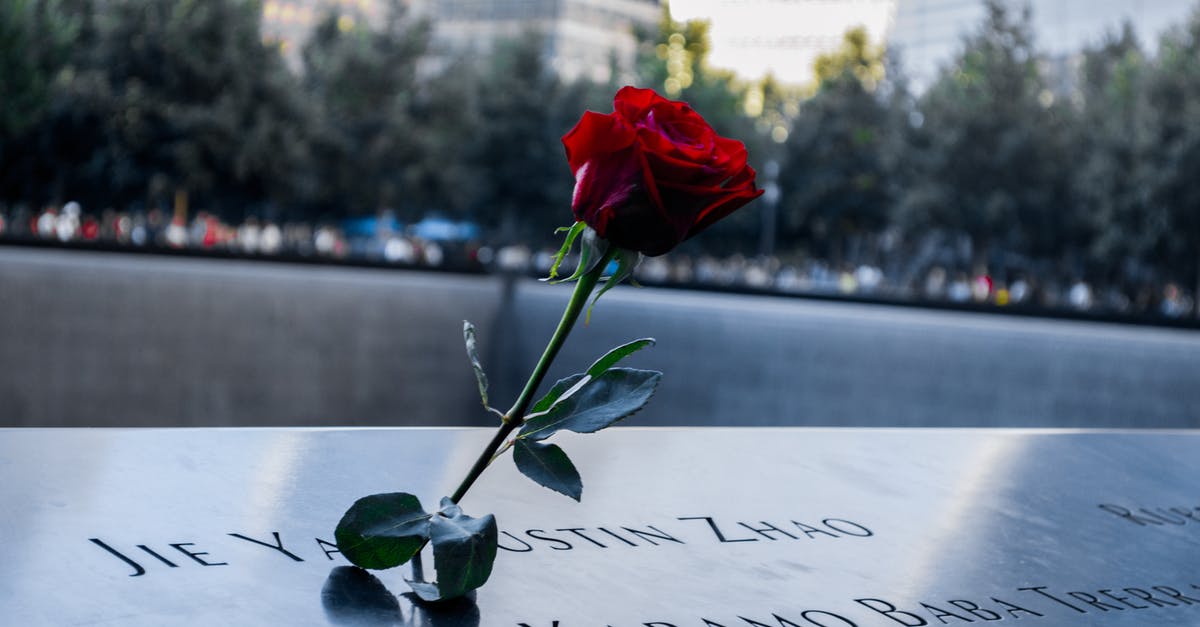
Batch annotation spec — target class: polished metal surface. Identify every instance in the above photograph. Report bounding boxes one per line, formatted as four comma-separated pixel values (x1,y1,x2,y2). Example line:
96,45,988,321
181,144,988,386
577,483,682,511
2,427,1199,626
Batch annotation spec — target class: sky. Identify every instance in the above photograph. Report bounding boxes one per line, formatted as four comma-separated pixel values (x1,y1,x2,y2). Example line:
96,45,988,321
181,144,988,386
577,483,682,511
667,0,1197,87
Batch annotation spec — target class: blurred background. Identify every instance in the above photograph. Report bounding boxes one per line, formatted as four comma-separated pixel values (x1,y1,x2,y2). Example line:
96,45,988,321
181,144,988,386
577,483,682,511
2,0,1199,428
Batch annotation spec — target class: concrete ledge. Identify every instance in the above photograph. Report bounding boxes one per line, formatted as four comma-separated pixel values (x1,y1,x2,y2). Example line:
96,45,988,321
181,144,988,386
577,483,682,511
3,248,1198,427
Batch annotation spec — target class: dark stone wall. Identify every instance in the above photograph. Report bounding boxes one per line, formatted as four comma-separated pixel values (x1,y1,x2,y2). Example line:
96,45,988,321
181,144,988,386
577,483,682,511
3,247,1198,427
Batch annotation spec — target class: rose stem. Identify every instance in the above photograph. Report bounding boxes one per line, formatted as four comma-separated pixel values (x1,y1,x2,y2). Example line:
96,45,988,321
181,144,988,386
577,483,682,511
448,246,619,504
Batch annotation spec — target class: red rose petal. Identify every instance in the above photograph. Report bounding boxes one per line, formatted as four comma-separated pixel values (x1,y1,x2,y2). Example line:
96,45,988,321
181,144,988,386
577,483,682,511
563,86,762,256
570,145,643,227
642,149,726,188
614,86,669,122
561,111,635,174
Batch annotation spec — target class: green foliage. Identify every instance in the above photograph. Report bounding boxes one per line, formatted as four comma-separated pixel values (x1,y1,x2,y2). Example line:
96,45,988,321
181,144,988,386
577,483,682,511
520,368,662,441
813,26,887,90
301,4,428,218
1138,7,1200,298
527,337,656,418
510,338,658,502
584,338,656,378
335,493,499,601
1072,24,1149,284
528,373,587,417
586,248,641,322
546,221,587,281
0,0,314,213
336,252,661,599
897,0,1071,264
513,439,583,501
334,492,431,570
409,499,498,602
462,320,491,412
7,0,1200,304
0,0,77,137
468,34,611,244
778,27,898,264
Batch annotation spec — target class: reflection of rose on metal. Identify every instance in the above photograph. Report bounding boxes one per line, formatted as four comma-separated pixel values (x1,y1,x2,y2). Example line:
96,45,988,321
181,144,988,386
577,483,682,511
321,566,480,627
333,86,762,602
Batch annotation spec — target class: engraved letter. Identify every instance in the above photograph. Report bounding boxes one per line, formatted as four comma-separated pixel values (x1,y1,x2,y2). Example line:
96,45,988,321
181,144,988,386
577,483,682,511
1097,504,1162,526
989,597,1043,618
1122,588,1177,607
822,519,873,537
557,528,607,548
1098,589,1149,610
228,532,304,562
854,598,927,626
737,521,798,541
623,525,685,545
947,600,1001,621
801,611,859,627
316,538,341,560
678,516,758,543
919,603,974,623
89,538,146,577
1017,586,1086,613
170,543,228,566
496,531,533,552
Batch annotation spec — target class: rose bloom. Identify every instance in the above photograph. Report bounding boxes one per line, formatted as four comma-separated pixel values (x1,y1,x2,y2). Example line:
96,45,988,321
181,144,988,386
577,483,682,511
562,86,763,256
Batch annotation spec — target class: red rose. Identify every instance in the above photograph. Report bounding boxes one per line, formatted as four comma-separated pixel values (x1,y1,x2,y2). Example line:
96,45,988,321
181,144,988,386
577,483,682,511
562,86,763,256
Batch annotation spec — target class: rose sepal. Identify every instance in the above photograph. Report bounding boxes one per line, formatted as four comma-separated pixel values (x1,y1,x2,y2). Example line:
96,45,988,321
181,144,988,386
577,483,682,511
405,498,498,602
543,221,587,282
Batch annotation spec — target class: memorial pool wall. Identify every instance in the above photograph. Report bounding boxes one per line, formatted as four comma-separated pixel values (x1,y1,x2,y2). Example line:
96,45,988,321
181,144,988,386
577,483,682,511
2,247,1198,428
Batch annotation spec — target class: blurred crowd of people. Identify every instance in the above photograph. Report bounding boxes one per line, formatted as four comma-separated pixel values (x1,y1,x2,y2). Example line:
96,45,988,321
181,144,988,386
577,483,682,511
0,203,459,268
1,202,1195,322
498,245,1196,320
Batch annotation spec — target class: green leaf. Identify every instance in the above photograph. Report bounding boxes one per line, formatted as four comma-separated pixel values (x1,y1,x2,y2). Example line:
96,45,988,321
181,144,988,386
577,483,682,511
462,320,489,409
520,368,662,441
586,248,642,323
513,439,583,501
585,338,656,378
527,373,586,416
407,498,499,601
545,221,585,281
524,338,655,420
335,493,431,570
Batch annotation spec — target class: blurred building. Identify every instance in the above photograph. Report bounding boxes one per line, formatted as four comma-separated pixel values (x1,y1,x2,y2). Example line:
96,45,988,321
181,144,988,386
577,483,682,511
258,0,659,81
412,0,661,82
887,0,1196,92
669,0,898,85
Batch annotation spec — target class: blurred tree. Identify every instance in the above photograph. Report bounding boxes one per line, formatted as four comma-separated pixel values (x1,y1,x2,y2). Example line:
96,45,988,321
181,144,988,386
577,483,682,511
301,3,428,219
0,0,77,137
896,1,1071,272
1139,7,1200,312
469,34,609,244
404,57,483,221
0,0,81,204
813,26,887,91
85,0,309,216
1072,25,1150,290
776,28,897,265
